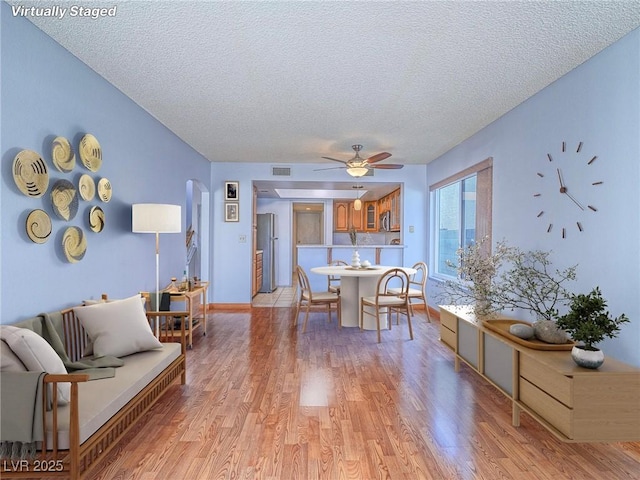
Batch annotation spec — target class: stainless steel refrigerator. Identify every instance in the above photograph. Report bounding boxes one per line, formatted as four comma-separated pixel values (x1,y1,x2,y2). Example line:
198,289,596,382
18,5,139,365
257,213,277,293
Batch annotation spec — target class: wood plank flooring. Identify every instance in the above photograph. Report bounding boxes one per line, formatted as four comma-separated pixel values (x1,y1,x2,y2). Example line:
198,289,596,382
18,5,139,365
79,307,639,480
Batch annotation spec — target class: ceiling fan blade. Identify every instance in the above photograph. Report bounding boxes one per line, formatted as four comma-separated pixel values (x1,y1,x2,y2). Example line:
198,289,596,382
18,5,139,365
365,152,392,164
313,166,346,171
322,156,348,164
370,163,404,170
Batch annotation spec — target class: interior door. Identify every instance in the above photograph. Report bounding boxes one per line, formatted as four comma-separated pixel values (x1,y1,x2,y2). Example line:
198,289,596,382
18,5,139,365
292,203,324,275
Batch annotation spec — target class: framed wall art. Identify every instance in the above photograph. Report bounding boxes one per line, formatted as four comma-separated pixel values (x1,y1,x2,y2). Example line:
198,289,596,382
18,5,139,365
225,202,239,222
224,181,239,201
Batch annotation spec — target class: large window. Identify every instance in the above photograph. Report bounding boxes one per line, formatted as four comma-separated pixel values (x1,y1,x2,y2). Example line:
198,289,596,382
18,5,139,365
431,158,492,279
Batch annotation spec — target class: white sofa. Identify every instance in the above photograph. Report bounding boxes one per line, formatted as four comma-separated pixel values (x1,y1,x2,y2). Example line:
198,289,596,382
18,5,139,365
0,294,188,480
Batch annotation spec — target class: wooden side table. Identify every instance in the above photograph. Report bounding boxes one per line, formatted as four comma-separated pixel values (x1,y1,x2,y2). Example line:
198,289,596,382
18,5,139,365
164,281,209,348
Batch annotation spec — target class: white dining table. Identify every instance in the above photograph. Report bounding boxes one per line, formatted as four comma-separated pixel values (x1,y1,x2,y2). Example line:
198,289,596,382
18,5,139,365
310,265,416,330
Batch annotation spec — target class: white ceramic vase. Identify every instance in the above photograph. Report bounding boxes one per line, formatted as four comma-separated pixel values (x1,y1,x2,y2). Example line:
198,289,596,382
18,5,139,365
571,345,604,369
351,249,361,268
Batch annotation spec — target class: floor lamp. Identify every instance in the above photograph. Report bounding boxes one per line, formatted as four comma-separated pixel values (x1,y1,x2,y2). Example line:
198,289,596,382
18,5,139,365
132,204,182,316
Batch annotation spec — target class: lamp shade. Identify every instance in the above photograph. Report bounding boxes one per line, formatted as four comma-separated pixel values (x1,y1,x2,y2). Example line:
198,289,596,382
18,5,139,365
132,204,181,233
347,166,369,177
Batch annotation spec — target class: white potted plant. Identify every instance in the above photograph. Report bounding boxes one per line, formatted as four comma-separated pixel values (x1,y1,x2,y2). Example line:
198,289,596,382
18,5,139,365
555,287,629,368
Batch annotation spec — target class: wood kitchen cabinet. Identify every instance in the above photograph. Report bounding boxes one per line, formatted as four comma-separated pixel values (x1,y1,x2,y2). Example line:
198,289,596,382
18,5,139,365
350,202,364,231
389,188,401,231
364,201,377,231
334,201,364,232
378,195,390,215
334,202,350,231
439,305,640,442
253,251,263,296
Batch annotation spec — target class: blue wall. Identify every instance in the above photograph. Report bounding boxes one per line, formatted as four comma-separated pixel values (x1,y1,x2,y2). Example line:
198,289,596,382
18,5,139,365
3,3,637,367
210,163,428,303
426,28,640,367
1,4,211,322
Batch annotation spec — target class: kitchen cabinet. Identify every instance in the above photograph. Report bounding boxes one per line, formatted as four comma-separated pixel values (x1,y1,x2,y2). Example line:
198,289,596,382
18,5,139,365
439,305,640,442
378,195,390,215
334,201,364,232
350,202,364,231
364,201,377,231
334,202,349,232
253,251,263,297
389,188,401,232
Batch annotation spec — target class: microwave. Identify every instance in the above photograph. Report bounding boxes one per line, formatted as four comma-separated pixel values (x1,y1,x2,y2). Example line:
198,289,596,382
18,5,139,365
379,211,390,231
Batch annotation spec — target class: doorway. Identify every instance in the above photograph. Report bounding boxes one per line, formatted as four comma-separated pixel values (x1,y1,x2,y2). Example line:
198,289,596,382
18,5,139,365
292,203,324,276
185,180,210,284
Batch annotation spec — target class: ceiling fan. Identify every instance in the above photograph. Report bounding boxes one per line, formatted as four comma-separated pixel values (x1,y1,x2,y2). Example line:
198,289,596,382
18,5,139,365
315,144,404,177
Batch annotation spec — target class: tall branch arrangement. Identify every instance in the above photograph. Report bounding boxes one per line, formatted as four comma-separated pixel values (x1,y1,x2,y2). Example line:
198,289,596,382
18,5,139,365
438,237,511,317
493,248,577,321
349,227,358,246
438,238,577,320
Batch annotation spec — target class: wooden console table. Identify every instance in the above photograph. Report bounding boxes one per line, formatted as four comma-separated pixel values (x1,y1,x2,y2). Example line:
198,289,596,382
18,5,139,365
164,282,209,348
439,305,640,442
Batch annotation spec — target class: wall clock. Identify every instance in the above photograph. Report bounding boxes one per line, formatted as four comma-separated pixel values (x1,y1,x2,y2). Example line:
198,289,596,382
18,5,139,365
534,141,603,239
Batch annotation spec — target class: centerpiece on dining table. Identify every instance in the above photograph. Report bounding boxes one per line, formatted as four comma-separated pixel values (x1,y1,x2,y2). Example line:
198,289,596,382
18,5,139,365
349,226,361,268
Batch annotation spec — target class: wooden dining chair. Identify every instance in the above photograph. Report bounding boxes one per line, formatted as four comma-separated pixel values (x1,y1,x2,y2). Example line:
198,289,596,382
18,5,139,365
388,261,431,322
294,265,341,332
327,259,348,294
360,268,413,343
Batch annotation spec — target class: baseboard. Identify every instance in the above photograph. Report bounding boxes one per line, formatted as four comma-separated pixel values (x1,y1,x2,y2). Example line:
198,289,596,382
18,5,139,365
207,302,441,319
209,303,251,312
411,303,441,321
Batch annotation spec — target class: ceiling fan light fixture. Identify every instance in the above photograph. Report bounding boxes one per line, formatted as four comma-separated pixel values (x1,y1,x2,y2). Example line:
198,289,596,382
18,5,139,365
347,166,369,177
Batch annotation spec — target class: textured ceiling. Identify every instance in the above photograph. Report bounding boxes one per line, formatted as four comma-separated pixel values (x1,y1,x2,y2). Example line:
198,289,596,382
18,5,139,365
14,1,640,167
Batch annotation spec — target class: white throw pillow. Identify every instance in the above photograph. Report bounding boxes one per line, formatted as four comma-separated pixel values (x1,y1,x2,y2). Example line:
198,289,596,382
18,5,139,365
0,325,70,405
74,294,162,358
0,339,27,372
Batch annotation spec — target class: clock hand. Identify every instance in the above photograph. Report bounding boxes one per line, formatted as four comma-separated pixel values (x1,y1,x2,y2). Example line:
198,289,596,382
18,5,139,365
557,168,585,209
563,189,585,210
557,168,567,193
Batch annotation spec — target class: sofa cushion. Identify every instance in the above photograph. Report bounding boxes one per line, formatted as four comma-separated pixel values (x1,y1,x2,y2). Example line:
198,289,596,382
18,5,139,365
45,342,181,449
0,340,27,372
73,294,162,358
0,326,70,405
81,296,145,356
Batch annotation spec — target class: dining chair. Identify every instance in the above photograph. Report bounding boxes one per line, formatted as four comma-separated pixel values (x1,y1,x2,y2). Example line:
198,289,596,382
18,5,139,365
388,261,431,322
294,265,341,333
360,268,413,343
327,259,348,294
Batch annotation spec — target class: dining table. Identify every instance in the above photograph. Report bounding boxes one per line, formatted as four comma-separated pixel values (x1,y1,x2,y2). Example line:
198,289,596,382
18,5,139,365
310,265,416,330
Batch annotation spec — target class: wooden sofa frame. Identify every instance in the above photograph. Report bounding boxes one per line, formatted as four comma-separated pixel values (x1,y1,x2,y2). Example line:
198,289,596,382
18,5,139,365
2,301,188,480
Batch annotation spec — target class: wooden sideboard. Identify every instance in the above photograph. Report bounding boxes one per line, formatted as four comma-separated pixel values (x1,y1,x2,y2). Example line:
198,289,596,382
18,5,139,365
439,305,640,442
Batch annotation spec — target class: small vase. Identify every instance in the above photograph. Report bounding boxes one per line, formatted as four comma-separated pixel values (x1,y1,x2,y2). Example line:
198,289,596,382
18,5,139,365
351,249,361,268
571,345,604,369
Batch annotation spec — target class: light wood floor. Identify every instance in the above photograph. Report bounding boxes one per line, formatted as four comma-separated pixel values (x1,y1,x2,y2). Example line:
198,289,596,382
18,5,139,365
79,307,639,480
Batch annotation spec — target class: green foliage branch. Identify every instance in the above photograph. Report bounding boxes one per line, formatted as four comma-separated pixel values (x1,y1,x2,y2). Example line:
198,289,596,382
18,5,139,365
555,287,629,350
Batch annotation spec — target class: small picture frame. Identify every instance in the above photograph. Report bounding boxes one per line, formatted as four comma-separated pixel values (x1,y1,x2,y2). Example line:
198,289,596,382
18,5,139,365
224,181,239,201
225,202,239,222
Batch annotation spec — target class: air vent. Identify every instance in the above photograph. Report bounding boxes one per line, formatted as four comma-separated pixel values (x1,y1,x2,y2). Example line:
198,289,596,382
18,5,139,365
272,166,291,176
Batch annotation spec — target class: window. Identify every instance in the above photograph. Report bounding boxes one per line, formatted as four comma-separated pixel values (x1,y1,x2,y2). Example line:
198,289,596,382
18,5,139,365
431,158,493,279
